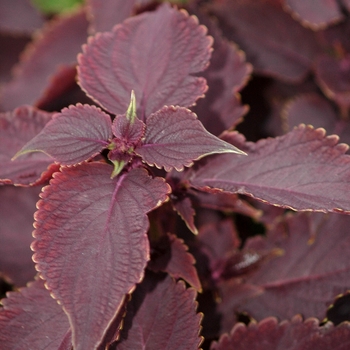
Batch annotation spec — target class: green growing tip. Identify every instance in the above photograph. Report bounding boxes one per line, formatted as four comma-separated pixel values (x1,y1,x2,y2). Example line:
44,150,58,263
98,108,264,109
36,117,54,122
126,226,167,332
126,90,137,124
110,160,126,179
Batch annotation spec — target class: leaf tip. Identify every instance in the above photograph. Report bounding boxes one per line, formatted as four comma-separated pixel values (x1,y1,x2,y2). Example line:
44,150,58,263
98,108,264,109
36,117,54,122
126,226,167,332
126,90,137,123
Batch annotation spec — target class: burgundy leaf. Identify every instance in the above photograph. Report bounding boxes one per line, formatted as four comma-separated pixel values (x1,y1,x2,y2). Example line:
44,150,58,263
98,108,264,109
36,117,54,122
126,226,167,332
189,125,350,212
219,212,350,326
116,273,203,349
0,186,39,286
0,279,72,350
15,104,113,165
283,0,344,30
0,0,44,35
78,3,213,119
211,315,350,350
111,113,145,144
172,196,198,234
136,106,245,172
191,10,252,135
0,10,88,111
149,233,202,291
209,0,321,82
315,54,350,109
0,105,57,186
87,0,150,34
32,163,170,350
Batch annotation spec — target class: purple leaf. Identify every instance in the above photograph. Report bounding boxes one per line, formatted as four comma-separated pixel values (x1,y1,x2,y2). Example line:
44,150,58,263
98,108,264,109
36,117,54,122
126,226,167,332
219,212,350,326
172,196,198,234
211,315,350,350
209,0,321,82
15,104,113,165
0,10,88,111
189,125,350,212
136,106,245,172
78,3,213,119
283,0,344,30
116,273,203,349
0,186,39,286
315,54,350,109
0,279,72,350
149,233,202,291
0,105,57,186
32,163,170,350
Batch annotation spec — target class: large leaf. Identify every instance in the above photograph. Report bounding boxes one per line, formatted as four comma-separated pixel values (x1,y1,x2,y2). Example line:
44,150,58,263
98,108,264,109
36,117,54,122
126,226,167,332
0,10,88,111
0,105,57,186
211,315,350,350
15,104,113,165
0,280,71,349
32,163,170,350
209,0,321,82
116,273,203,349
189,125,350,212
0,186,39,286
218,212,350,329
136,106,245,171
78,3,213,119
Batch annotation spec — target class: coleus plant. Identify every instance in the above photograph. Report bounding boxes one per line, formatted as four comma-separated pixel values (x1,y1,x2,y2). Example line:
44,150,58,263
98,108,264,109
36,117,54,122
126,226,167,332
3,1,350,349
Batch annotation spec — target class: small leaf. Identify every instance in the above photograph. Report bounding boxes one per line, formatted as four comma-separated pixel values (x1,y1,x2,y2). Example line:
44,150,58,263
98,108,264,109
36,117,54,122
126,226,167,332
0,105,56,186
14,104,113,165
136,106,246,172
78,3,213,118
116,273,203,349
32,163,170,350
0,280,71,350
189,125,350,212
211,315,350,350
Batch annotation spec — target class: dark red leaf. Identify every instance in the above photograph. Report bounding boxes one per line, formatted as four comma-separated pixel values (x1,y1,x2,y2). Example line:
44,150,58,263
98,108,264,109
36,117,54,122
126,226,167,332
149,233,202,291
32,163,170,350
78,3,213,119
0,10,88,111
0,186,39,286
0,279,71,350
189,125,350,212
0,105,57,186
209,0,321,82
116,273,203,349
315,54,350,109
86,0,150,34
283,0,344,30
191,10,252,135
219,212,350,326
15,104,113,165
211,315,350,350
136,106,245,171
0,0,44,35
172,196,198,234
111,113,145,145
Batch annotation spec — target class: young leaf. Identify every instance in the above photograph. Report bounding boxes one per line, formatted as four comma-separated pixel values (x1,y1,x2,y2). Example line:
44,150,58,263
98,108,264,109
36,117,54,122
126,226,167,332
0,10,88,110
116,273,203,349
189,125,350,212
0,186,40,286
14,104,113,165
0,280,72,350
0,105,56,186
78,3,213,119
136,106,246,172
32,163,170,350
211,315,350,350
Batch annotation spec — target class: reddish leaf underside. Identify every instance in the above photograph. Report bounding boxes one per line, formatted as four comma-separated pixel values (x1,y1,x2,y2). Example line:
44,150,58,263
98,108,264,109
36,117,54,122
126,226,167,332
136,106,245,172
189,125,350,212
211,315,350,350
0,10,88,111
78,3,213,119
31,163,169,350
15,104,113,165
0,105,56,186
219,212,350,328
0,280,71,350
116,273,203,350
